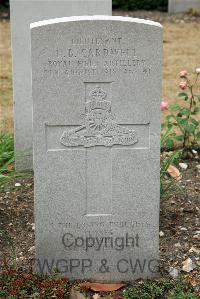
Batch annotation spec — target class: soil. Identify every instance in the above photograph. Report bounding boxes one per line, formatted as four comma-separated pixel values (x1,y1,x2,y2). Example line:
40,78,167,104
159,158,200,287
0,158,199,287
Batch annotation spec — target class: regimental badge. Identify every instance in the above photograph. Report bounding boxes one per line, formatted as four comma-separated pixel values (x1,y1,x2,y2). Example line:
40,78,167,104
60,86,138,148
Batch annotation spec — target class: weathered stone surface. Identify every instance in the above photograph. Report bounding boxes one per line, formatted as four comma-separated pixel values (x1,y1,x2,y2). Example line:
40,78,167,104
168,0,200,13
31,16,162,281
10,0,112,170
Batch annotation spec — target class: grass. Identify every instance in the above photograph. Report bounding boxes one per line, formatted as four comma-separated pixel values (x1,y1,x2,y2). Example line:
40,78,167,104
0,20,200,131
0,268,71,298
160,147,183,199
124,279,199,299
0,132,14,184
0,133,33,186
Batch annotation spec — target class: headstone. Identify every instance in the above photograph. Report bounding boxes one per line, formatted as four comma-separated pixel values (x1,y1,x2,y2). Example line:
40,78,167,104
10,0,112,171
31,16,162,281
168,0,200,13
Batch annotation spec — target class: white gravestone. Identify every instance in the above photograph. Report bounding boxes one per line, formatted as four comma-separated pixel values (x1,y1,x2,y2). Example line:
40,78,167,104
168,0,200,13
10,0,112,170
31,16,162,281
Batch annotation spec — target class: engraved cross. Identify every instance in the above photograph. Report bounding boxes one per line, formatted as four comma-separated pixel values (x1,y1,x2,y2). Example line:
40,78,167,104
59,86,138,216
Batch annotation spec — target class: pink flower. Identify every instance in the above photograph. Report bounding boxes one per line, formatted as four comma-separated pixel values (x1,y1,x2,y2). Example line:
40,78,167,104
179,70,187,77
195,67,200,74
179,81,187,90
160,101,168,111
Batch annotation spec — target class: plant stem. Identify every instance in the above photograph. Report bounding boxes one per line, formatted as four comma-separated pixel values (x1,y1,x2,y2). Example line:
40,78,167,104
183,84,194,149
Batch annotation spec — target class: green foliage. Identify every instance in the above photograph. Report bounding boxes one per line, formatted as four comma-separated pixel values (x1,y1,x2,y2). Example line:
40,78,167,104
0,133,14,167
161,71,200,152
0,269,71,298
187,7,199,17
113,0,168,11
160,145,182,199
0,271,198,299
124,279,198,299
0,133,14,185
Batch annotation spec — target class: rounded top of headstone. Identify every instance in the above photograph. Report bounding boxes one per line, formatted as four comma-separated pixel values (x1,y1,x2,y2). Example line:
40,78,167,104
30,15,162,29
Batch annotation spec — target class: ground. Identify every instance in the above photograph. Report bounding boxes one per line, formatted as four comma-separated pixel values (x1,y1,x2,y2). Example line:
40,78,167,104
0,10,200,131
0,158,199,291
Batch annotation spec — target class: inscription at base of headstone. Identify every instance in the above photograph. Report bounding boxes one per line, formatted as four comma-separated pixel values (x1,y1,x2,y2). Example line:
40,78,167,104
31,16,162,281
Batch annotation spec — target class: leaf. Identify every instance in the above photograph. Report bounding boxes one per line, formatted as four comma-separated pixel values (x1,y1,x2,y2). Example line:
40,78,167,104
167,165,182,180
170,103,181,112
190,117,199,126
167,123,173,129
178,92,188,100
70,288,86,299
79,282,125,292
166,139,174,149
178,92,188,97
185,123,196,133
176,117,187,126
166,115,174,122
7,163,14,172
175,135,184,141
161,123,167,129
193,107,200,113
196,131,200,139
182,258,195,273
181,108,190,116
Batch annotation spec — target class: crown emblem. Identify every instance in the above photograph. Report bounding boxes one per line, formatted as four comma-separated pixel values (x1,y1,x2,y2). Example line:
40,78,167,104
89,86,107,100
86,86,111,113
